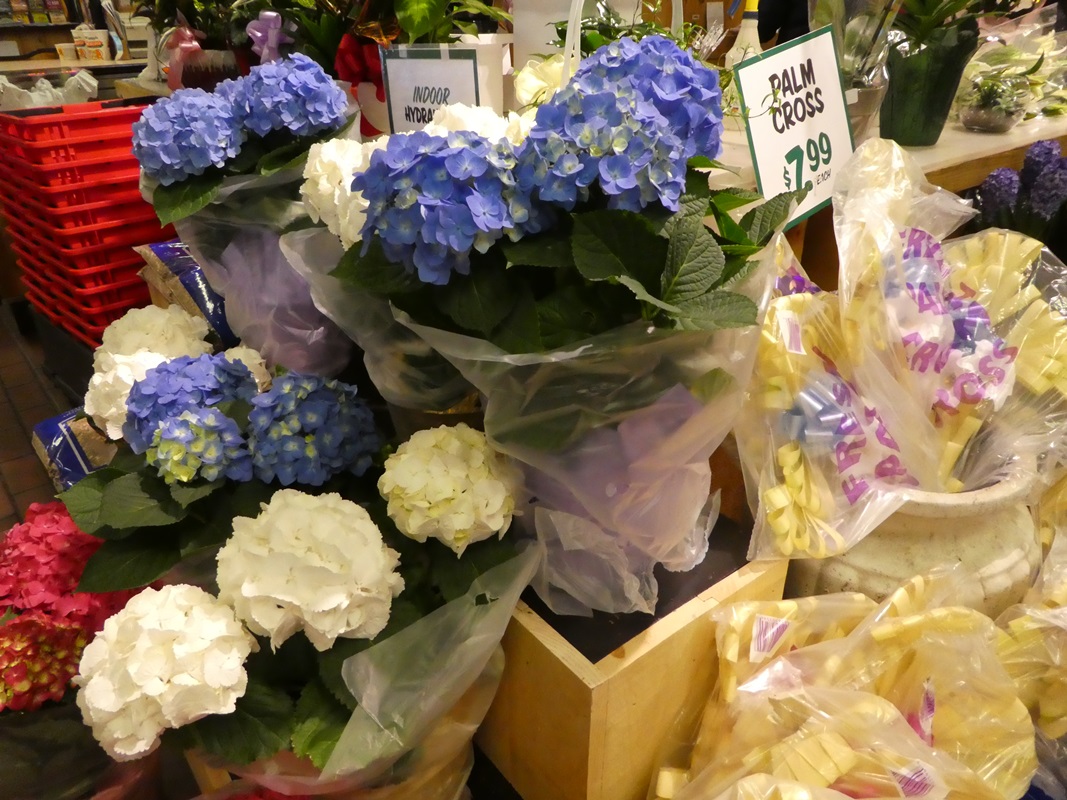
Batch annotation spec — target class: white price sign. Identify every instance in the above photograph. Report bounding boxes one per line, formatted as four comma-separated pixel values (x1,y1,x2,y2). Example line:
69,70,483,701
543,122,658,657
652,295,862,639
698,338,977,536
382,45,481,134
733,27,854,225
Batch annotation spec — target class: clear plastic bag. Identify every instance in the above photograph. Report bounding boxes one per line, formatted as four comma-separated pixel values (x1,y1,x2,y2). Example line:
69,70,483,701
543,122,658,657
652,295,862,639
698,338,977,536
835,139,1065,494
677,678,1002,800
693,774,858,800
171,171,353,377
996,604,1067,740
737,239,916,561
396,249,776,615
278,227,474,412
196,547,539,797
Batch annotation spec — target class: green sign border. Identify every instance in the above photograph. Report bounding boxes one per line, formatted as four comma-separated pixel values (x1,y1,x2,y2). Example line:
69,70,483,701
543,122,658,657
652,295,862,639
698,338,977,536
381,45,481,133
733,25,856,228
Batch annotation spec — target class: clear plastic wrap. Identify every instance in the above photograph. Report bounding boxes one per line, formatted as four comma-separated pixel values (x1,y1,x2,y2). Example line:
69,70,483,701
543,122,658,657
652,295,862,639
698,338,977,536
737,241,917,560
996,604,1067,740
278,227,474,412
835,140,1067,494
677,679,1003,800
695,774,857,800
171,171,353,377
197,547,539,797
396,249,776,615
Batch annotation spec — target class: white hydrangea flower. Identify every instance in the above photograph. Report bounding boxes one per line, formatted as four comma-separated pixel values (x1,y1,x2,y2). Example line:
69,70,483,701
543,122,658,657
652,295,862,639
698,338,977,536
95,305,211,370
301,137,388,249
75,585,254,762
378,423,520,556
514,54,565,109
424,103,532,146
216,490,404,652
224,344,272,390
83,349,169,440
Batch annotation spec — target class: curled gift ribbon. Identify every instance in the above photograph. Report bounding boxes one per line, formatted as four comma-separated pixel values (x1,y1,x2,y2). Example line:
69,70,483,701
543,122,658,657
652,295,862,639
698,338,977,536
247,10,295,64
165,25,204,91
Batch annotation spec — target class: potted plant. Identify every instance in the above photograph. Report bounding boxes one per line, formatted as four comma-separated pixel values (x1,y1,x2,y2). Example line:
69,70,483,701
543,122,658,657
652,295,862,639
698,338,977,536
957,69,1032,132
880,0,1033,146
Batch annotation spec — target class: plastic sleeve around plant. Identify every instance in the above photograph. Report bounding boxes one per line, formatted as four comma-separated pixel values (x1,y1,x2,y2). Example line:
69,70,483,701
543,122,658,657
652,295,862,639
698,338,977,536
172,171,352,378
278,226,475,411
395,246,777,615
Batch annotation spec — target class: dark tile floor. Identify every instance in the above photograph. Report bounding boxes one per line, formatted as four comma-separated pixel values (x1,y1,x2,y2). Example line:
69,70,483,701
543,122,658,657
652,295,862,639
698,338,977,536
0,301,69,528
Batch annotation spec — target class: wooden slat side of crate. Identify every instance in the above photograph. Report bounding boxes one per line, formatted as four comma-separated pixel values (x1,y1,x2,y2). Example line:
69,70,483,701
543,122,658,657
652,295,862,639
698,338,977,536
590,559,787,800
477,559,788,800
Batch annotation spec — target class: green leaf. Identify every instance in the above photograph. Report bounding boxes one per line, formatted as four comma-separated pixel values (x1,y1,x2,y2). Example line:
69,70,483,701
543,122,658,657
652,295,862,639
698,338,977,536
617,275,681,315
438,267,518,336
689,368,735,403
712,206,755,247
721,258,761,288
740,191,800,246
216,398,253,430
451,0,513,23
661,213,726,304
428,536,518,602
100,472,187,530
710,187,763,214
292,680,351,769
256,140,309,175
500,231,575,268
684,168,713,201
395,0,448,39
490,289,542,353
152,174,223,225
170,678,294,766
571,210,667,293
177,481,275,556
58,469,121,534
77,533,182,591
720,243,763,257
670,290,759,331
331,237,424,295
169,480,225,508
536,284,626,349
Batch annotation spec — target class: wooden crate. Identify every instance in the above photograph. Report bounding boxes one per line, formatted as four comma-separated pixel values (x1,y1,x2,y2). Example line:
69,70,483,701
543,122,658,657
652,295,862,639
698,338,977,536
476,552,787,800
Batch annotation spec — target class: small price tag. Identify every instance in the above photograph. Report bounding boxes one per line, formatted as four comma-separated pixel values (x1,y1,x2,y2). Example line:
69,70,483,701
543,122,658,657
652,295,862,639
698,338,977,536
733,27,855,226
381,45,481,134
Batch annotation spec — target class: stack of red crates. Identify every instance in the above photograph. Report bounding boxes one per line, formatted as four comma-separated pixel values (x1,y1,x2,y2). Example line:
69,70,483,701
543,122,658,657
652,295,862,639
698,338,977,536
0,99,176,349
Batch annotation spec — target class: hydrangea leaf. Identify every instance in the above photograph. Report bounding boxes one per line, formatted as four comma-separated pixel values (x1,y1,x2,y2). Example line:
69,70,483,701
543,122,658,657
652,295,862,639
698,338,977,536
712,206,754,247
395,0,448,40
709,187,763,214
58,468,123,535
152,174,224,226
169,480,225,509
689,368,735,403
661,213,726,305
740,190,802,246
437,268,518,336
571,209,668,293
500,231,575,269
99,472,187,530
720,258,761,289
292,679,351,769
670,290,759,332
169,678,294,766
77,533,183,592
331,237,424,295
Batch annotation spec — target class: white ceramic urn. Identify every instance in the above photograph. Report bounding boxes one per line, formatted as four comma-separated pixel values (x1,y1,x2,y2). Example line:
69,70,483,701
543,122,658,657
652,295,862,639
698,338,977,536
786,469,1042,619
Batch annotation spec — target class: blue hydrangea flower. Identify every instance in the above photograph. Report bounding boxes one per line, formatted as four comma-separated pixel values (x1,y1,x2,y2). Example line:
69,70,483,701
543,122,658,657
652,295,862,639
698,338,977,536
1021,139,1061,189
124,354,258,454
354,130,545,284
228,53,348,138
247,373,380,486
147,408,252,485
514,36,722,213
1030,157,1067,221
132,89,244,186
979,167,1020,220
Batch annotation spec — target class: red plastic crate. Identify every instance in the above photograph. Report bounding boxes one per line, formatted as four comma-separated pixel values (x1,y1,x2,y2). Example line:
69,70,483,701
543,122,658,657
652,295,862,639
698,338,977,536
5,223,173,270
0,192,154,231
2,168,145,209
21,259,148,309
0,130,134,166
0,148,141,188
13,240,144,290
24,288,108,349
0,100,149,144
5,213,170,253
